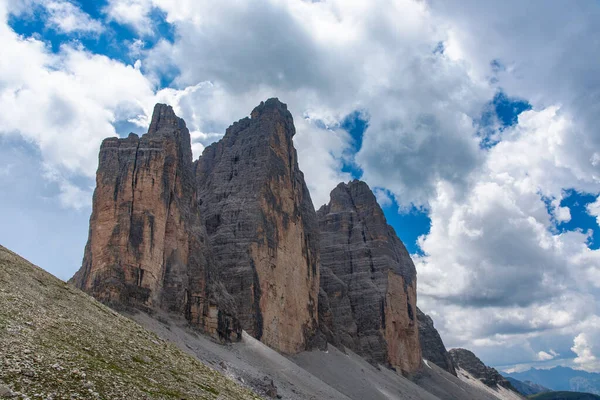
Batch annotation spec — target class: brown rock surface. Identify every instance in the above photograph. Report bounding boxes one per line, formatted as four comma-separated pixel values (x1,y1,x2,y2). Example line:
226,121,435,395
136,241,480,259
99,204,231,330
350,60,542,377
317,180,421,374
195,98,320,354
71,104,239,341
71,98,430,377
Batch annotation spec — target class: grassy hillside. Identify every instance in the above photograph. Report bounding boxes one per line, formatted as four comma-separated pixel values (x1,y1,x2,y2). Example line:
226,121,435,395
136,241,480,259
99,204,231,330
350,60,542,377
0,245,261,399
529,391,600,400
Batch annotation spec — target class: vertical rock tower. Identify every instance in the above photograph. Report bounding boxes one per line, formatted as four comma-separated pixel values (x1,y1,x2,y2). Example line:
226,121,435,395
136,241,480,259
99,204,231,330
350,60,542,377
317,180,422,374
195,98,320,354
71,104,238,340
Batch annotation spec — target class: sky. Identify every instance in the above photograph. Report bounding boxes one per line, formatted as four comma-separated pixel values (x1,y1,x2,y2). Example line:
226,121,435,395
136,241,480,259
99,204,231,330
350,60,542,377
1,0,600,374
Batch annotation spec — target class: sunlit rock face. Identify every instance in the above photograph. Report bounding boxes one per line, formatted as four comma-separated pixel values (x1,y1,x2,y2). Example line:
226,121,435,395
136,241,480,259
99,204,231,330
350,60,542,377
317,180,422,374
71,104,239,342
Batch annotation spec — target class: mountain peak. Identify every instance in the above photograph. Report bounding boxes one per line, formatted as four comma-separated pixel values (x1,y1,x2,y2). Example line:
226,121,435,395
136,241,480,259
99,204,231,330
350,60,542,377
317,178,420,373
249,98,295,135
148,103,186,136
251,97,288,116
333,179,378,205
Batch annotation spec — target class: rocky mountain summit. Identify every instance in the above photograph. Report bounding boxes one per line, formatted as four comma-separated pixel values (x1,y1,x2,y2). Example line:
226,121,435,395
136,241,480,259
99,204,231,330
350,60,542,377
71,103,240,342
70,98,425,372
317,180,421,374
71,99,321,354
195,98,320,354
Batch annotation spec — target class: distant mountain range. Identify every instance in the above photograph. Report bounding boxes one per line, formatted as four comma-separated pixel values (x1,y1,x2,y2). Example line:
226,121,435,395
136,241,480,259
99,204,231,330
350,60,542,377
505,377,549,396
529,391,600,400
505,366,600,395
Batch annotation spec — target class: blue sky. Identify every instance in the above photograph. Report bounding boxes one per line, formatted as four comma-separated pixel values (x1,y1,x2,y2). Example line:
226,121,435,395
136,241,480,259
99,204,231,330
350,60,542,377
2,0,600,373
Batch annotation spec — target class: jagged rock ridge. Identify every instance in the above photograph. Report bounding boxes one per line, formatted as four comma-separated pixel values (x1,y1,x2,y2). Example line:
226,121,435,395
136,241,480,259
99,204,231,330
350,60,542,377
71,103,239,342
317,180,421,374
417,307,456,376
195,98,320,354
450,348,519,392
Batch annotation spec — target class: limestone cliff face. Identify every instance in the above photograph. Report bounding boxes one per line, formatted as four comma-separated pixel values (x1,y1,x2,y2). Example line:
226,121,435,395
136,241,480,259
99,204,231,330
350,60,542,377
195,98,320,354
317,180,421,374
72,98,429,374
417,307,456,376
71,104,239,341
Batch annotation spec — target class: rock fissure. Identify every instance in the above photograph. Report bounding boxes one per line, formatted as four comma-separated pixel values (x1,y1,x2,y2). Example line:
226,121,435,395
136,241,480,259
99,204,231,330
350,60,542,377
127,139,141,257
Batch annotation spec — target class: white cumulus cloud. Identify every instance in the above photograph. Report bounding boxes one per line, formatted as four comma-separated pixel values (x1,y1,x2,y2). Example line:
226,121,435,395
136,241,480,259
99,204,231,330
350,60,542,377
572,333,600,372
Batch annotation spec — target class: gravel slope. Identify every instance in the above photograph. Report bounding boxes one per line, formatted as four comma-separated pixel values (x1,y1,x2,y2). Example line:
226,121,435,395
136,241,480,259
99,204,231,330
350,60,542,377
0,245,261,400
131,311,352,400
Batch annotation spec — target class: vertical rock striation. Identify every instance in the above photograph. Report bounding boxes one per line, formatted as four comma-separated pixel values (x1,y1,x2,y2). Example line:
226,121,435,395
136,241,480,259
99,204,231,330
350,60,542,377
72,98,434,375
71,104,239,341
195,98,320,354
417,307,456,375
317,180,422,374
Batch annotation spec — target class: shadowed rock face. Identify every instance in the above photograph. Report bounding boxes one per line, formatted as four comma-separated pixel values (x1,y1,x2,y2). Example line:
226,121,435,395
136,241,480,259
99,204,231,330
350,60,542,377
449,348,517,391
317,180,421,374
71,104,239,342
417,308,456,376
195,98,320,354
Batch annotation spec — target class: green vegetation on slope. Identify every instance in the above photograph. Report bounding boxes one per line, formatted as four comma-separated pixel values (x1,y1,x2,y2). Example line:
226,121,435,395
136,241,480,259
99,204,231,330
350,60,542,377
0,245,261,399
528,391,600,400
